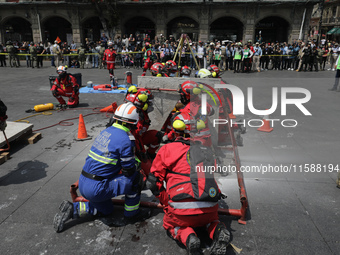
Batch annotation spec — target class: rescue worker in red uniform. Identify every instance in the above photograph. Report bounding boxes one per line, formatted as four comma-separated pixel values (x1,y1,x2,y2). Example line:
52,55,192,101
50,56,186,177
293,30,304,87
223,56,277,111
142,42,153,76
51,66,80,108
207,64,221,78
162,81,214,147
150,62,166,77
164,60,178,77
103,41,117,82
147,112,230,255
123,86,163,175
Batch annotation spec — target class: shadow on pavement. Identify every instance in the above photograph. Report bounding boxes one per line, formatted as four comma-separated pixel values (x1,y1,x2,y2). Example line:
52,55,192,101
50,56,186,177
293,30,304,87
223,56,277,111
0,160,48,186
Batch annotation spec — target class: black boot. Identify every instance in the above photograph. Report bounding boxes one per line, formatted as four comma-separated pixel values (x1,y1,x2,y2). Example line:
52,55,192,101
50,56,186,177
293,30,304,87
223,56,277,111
210,223,231,255
186,234,203,255
53,200,74,233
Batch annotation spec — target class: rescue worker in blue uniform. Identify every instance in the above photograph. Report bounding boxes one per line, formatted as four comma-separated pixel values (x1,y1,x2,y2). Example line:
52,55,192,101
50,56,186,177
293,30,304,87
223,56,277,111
53,102,146,232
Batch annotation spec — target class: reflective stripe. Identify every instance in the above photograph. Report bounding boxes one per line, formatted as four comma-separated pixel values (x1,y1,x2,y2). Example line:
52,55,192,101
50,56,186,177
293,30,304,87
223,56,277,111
150,144,159,148
124,202,140,211
174,226,180,238
169,201,217,209
121,156,134,162
88,150,118,165
112,123,130,132
78,202,87,217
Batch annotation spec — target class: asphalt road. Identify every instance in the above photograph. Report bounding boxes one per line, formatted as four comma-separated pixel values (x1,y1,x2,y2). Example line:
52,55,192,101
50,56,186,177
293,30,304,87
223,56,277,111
0,61,339,255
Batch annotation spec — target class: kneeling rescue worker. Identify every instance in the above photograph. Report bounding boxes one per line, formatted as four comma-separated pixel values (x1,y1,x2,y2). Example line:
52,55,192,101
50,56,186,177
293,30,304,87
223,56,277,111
147,112,231,255
53,103,148,232
51,66,80,108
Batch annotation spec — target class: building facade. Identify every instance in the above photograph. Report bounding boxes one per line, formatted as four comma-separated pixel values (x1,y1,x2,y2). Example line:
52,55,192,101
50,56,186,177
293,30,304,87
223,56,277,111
0,0,319,44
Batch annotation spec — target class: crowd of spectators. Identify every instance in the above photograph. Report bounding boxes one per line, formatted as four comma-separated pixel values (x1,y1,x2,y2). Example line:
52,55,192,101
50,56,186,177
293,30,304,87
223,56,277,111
0,33,339,73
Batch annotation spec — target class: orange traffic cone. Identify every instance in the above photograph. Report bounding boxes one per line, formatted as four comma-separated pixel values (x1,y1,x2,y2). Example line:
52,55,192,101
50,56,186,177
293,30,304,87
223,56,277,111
76,114,91,141
100,102,118,113
257,112,273,133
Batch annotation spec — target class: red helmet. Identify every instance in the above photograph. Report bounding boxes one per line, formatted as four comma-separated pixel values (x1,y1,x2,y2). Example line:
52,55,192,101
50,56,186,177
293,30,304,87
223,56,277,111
150,62,165,76
180,65,191,76
171,112,196,139
207,64,220,77
165,60,177,73
124,86,153,111
178,80,201,104
145,42,150,48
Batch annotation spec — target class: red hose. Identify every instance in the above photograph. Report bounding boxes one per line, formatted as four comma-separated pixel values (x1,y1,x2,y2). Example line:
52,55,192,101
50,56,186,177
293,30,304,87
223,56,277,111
0,131,10,152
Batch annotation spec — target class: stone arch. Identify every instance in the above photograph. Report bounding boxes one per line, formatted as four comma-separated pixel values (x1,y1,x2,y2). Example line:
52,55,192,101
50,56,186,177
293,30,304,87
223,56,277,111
81,16,104,43
210,16,244,42
255,16,290,43
41,16,72,43
1,16,32,43
166,16,199,41
124,16,156,40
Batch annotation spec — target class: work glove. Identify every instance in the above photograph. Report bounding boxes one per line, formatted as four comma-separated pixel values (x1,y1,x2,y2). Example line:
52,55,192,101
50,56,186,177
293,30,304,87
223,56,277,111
161,135,169,143
0,120,7,131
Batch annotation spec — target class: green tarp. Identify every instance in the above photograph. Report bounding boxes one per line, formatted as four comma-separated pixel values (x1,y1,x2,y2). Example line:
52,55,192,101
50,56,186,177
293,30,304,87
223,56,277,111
327,27,340,35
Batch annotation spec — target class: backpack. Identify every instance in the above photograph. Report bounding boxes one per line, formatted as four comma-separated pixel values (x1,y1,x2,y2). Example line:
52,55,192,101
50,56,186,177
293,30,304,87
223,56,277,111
99,47,105,55
7,45,14,54
168,141,221,203
53,45,60,54
78,48,85,56
29,46,37,54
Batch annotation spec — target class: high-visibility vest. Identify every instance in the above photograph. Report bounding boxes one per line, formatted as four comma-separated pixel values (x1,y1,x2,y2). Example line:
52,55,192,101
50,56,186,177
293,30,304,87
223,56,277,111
337,56,340,70
234,50,242,60
243,49,250,59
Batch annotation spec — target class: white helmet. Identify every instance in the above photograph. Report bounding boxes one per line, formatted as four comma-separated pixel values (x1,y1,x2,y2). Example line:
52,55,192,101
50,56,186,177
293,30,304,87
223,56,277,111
108,41,113,47
57,65,67,73
113,103,139,125
196,68,212,78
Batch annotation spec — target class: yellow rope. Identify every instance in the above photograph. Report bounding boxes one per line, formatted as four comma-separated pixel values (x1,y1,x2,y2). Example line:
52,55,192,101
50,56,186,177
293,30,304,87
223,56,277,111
14,111,53,123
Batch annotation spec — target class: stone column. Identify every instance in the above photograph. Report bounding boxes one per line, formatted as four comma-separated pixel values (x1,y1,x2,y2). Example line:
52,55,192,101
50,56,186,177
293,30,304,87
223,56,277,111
156,7,166,37
71,9,82,45
29,8,42,43
243,5,255,43
199,7,209,42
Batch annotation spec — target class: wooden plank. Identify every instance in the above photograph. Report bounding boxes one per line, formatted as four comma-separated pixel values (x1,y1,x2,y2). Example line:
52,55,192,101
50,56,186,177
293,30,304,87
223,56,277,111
27,133,42,144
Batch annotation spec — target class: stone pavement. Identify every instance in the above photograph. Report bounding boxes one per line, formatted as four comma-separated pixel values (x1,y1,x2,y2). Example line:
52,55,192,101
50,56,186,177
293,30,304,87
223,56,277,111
0,62,339,254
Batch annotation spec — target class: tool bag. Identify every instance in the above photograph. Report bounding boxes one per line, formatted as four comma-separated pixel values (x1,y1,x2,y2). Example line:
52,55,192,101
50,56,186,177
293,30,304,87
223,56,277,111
168,140,220,202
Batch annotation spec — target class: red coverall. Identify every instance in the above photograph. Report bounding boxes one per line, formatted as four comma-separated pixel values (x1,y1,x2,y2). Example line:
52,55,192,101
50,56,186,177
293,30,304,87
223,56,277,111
103,48,116,80
51,74,79,107
163,99,214,146
142,49,153,76
150,140,221,247
181,99,214,147
131,110,160,176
